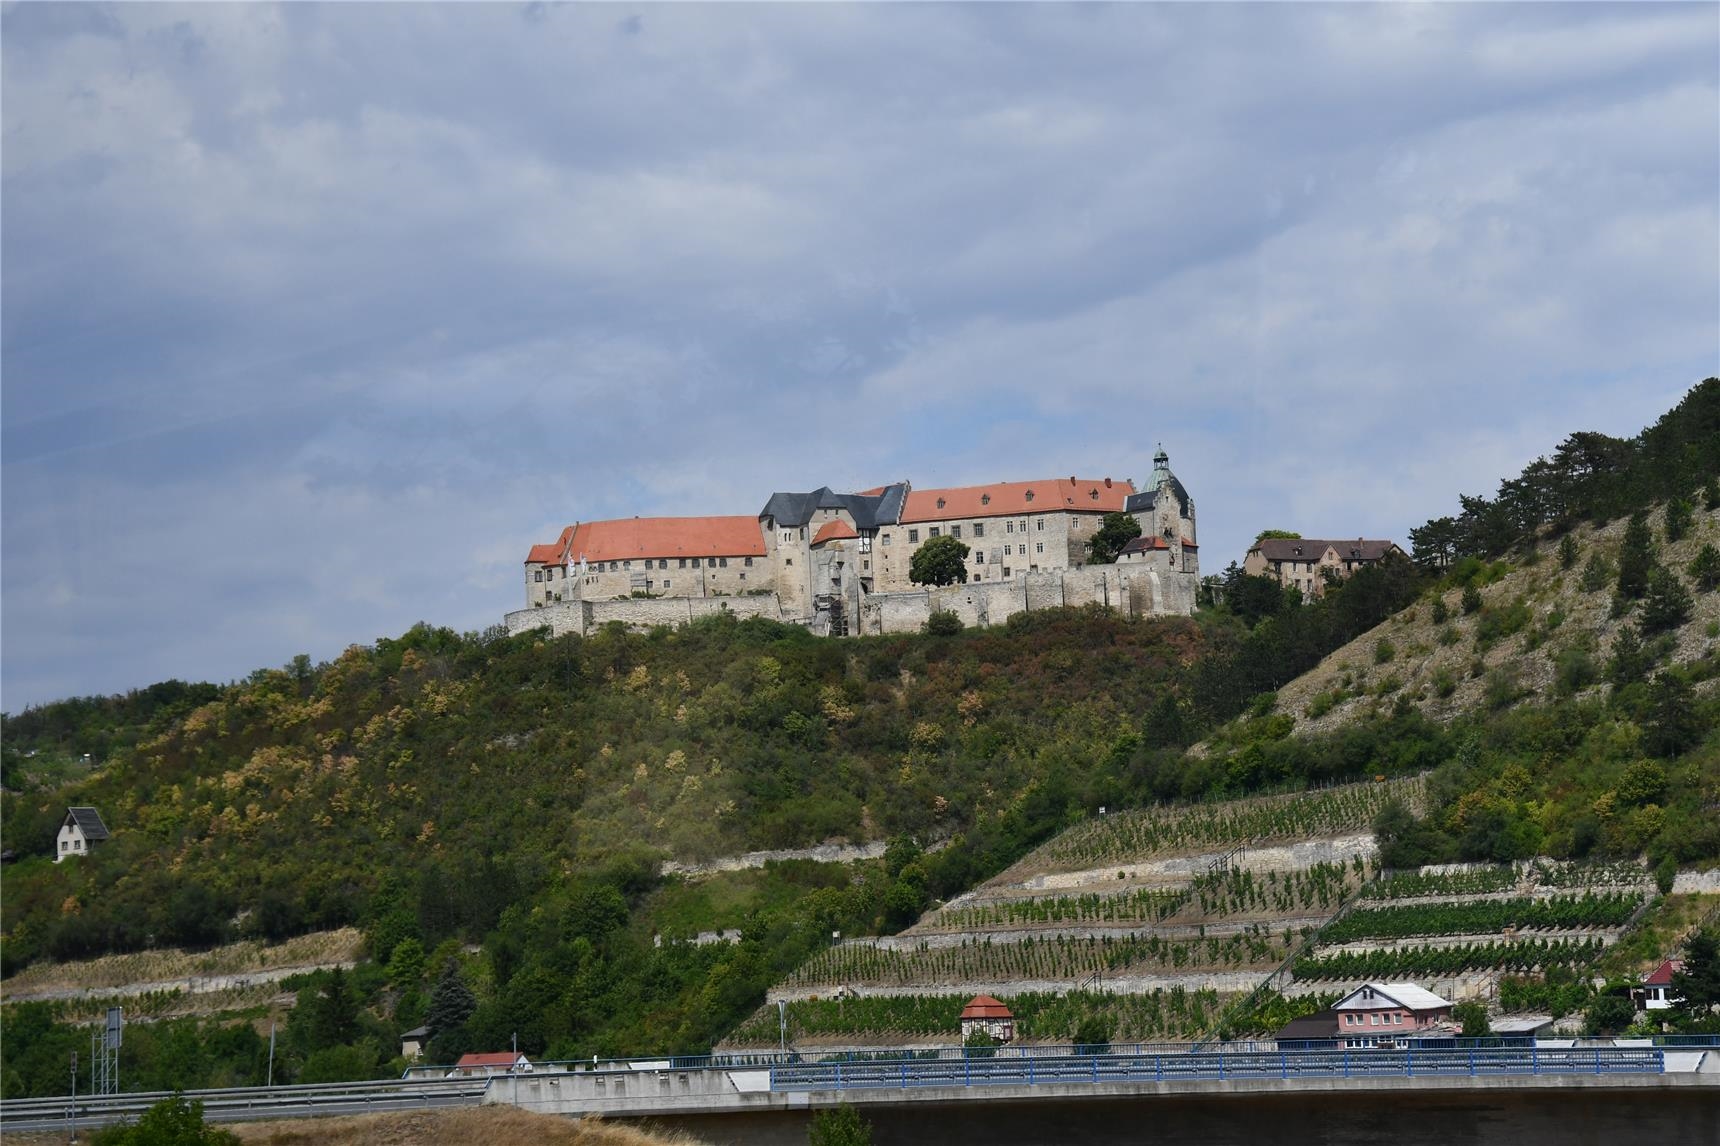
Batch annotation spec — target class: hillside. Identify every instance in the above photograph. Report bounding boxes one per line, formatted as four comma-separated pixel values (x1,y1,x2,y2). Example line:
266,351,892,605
5,379,1718,1097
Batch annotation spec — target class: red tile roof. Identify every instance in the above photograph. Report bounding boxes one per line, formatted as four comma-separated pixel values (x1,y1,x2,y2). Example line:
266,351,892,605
960,994,1014,1020
902,477,1134,524
525,525,576,566
812,520,859,545
1644,958,1684,986
528,517,767,565
455,1052,526,1069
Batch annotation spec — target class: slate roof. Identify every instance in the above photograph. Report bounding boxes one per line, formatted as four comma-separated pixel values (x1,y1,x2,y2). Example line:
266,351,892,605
1249,538,1400,563
1125,475,1193,515
64,807,110,841
902,477,1133,523
1334,983,1452,1013
758,484,907,530
1275,1010,1340,1040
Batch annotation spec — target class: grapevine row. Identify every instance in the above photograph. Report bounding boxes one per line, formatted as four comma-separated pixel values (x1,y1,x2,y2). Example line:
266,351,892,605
1292,938,1605,981
1320,894,1639,942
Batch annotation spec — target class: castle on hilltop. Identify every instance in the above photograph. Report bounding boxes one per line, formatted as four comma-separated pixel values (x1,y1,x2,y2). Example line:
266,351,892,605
506,447,1200,638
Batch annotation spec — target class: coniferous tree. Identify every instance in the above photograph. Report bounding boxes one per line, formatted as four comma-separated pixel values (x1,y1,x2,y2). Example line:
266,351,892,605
1664,497,1694,544
1617,512,1655,599
1639,567,1693,635
1689,543,1720,592
1644,673,1702,758
1706,476,1720,512
1461,583,1483,615
1558,534,1579,569
426,959,477,1044
1607,625,1650,689
1671,931,1720,1017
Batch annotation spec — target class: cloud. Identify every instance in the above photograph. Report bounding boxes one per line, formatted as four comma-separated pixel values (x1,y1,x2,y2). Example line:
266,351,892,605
3,2,1716,706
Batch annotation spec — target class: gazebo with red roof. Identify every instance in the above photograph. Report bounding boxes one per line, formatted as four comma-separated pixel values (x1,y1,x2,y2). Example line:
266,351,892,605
959,994,1015,1043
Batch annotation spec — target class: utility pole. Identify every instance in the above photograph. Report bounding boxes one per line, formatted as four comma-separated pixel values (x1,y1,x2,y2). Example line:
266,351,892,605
267,1021,276,1087
67,1050,77,1145
777,1001,787,1054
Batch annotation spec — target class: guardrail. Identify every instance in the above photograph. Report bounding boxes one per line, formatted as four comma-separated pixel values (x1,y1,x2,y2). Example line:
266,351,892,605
0,1076,489,1130
767,1046,1666,1092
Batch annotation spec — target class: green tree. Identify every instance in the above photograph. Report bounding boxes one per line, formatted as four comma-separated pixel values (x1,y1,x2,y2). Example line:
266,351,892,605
1453,1001,1491,1037
1558,534,1579,569
1664,497,1694,544
386,937,427,987
1643,674,1703,758
1671,931,1720,1017
1639,567,1693,635
425,958,476,1055
1706,476,1720,512
809,1103,873,1146
1089,512,1144,564
1583,993,1636,1035
91,1093,240,1146
1074,1012,1115,1052
1461,583,1483,615
909,535,971,587
1255,529,1302,542
1688,543,1720,592
1617,512,1654,600
1607,626,1650,689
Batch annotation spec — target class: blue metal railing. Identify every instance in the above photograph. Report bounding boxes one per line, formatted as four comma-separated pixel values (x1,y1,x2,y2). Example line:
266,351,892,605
766,1046,1665,1092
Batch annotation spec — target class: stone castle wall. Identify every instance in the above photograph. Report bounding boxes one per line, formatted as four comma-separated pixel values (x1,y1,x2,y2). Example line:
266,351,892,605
505,593,793,638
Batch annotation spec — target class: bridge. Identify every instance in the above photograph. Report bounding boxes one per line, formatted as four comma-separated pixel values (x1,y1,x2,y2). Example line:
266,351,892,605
4,1039,1716,1134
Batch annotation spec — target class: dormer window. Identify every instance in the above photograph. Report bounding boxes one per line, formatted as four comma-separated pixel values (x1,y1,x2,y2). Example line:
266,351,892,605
980,494,990,506
937,497,946,510
1089,488,1099,500
1024,490,1034,503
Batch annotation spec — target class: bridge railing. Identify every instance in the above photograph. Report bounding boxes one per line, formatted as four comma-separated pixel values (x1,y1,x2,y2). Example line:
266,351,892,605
0,1076,490,1128
766,1046,1666,1092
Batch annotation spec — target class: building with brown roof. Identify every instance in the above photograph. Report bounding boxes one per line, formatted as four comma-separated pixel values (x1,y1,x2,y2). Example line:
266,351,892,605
959,995,1016,1043
515,450,1200,636
1242,536,1404,599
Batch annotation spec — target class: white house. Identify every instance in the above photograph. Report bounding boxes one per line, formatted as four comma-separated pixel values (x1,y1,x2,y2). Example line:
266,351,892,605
959,995,1016,1043
55,807,110,863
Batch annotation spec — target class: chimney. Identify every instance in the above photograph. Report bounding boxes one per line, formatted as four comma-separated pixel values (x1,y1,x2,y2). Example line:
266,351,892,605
1104,477,1112,488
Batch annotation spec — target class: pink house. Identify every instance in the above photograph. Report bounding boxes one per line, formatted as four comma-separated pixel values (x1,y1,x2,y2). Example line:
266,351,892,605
1332,983,1454,1048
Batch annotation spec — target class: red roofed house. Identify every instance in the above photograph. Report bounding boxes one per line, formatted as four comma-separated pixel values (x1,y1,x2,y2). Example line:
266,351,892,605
959,995,1015,1043
525,516,771,607
1333,983,1455,1048
451,1051,532,1077
1635,959,1684,1010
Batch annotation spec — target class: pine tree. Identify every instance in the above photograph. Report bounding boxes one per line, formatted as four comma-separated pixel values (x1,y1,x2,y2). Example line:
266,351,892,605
1664,497,1694,544
1689,543,1720,592
1616,512,1654,599
1644,673,1702,758
1639,567,1693,635
1461,583,1483,615
1671,931,1720,1016
426,959,476,1038
1558,534,1579,569
1607,626,1650,689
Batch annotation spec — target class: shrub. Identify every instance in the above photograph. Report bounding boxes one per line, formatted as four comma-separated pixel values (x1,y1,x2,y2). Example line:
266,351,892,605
810,1104,874,1146
1584,994,1636,1035
924,610,963,636
1580,554,1614,593
1438,626,1461,647
91,1094,240,1146
1374,639,1396,665
1453,1001,1491,1037
1617,512,1655,600
1461,584,1484,615
1559,534,1579,569
1432,669,1457,699
1553,648,1598,696
1431,598,1450,624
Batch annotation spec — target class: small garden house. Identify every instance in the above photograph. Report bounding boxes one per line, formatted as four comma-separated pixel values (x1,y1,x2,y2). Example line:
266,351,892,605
959,995,1015,1043
1635,959,1684,1011
55,807,110,863
451,1051,532,1076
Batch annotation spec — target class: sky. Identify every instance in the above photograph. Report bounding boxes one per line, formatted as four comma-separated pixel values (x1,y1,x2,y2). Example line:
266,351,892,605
3,2,1717,710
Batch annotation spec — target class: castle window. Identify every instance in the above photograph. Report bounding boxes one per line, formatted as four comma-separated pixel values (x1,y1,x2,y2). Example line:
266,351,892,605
739,573,746,580
1006,521,1014,534
863,560,870,571
981,494,990,505
1019,520,1027,531
678,558,687,568
708,558,717,568
1004,545,1012,556
1024,490,1034,502
785,558,793,566
930,527,940,538
908,529,920,544
951,525,961,539
881,535,891,547
800,528,806,541
719,557,728,567
624,561,631,570
745,557,754,566
1089,489,1099,500
973,523,984,537
1036,542,1044,554
534,570,543,582
664,579,672,589
936,497,946,509
1037,518,1045,530
610,561,619,571
660,559,669,569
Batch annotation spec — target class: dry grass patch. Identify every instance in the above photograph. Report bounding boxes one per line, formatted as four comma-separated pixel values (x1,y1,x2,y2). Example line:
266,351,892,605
232,1107,708,1146
0,929,362,1000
